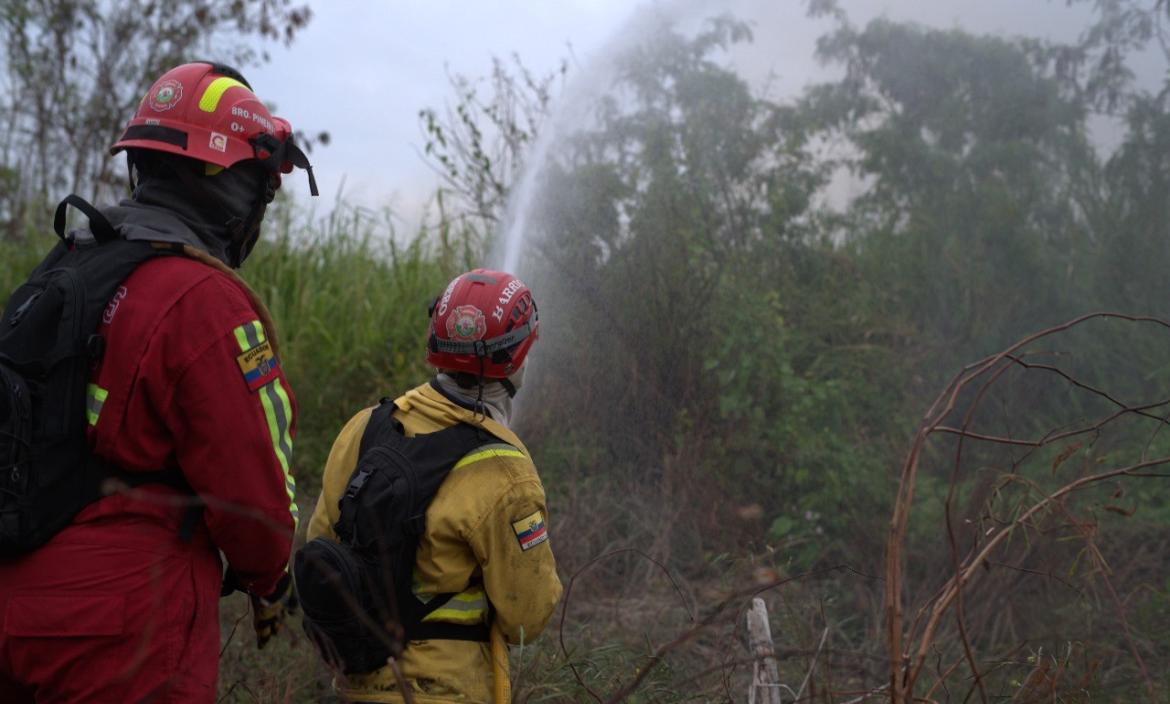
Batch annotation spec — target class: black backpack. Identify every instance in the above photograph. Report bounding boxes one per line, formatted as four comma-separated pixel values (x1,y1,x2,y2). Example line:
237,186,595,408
0,195,179,557
294,398,497,673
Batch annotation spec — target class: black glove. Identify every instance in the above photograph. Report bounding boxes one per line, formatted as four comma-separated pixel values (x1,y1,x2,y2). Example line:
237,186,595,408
251,572,296,650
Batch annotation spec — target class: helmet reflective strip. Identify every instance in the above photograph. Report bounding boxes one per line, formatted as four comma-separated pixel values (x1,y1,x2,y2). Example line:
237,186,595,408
198,77,250,113
233,320,296,528
431,320,534,356
86,384,109,426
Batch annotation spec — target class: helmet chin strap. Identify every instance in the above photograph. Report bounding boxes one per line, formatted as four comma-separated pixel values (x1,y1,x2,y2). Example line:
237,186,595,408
126,156,137,194
501,361,525,398
474,356,487,417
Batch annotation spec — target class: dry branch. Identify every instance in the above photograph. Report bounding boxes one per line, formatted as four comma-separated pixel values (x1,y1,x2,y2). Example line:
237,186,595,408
885,312,1170,702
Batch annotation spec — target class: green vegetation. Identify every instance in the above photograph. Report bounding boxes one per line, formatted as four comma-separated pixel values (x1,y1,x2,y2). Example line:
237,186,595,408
4,4,1170,702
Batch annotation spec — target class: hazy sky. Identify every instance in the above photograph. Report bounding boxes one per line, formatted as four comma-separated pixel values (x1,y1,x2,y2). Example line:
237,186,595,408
249,0,1109,220
250,0,637,218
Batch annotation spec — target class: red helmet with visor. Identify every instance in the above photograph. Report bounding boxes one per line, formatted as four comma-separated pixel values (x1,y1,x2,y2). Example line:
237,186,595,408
427,269,538,379
110,62,317,193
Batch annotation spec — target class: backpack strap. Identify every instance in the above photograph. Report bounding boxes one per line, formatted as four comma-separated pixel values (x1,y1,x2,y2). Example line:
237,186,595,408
334,400,399,543
412,620,491,642
54,195,118,244
357,397,399,457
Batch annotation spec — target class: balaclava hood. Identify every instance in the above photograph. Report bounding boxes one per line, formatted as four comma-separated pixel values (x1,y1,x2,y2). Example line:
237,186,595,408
433,362,527,427
435,374,514,426
107,152,273,268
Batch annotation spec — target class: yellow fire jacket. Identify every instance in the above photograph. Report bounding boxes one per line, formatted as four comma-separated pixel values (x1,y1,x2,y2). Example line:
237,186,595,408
306,381,563,703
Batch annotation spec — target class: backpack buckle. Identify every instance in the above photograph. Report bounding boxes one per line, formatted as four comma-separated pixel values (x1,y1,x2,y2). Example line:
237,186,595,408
344,469,371,499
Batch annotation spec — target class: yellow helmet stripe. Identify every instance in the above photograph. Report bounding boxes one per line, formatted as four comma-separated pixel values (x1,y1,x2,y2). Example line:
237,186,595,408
198,76,249,113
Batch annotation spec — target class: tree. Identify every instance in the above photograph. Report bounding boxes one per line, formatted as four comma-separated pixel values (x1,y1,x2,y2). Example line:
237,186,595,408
417,54,566,245
804,19,1098,358
524,15,809,457
0,0,312,238
506,16,914,577
1028,0,1170,114
1093,92,1170,310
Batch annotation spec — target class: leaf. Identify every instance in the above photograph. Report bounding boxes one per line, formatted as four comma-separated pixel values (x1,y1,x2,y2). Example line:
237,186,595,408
768,515,796,540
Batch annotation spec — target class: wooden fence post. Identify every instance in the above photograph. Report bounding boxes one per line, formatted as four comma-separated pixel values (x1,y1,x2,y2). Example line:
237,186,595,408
746,597,783,704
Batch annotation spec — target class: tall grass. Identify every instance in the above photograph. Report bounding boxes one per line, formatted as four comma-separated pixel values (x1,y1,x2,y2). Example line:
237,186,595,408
0,230,55,298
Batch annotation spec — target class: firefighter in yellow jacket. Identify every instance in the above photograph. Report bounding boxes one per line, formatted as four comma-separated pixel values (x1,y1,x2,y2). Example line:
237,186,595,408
304,268,562,703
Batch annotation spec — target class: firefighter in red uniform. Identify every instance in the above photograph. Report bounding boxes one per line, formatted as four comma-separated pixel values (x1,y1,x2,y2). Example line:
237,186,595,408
0,62,315,703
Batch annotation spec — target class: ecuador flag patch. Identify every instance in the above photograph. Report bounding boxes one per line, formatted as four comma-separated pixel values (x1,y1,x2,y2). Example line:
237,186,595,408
236,340,280,392
512,510,548,551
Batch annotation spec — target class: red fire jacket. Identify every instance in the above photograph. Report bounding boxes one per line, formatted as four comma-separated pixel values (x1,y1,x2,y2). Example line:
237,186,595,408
80,253,298,597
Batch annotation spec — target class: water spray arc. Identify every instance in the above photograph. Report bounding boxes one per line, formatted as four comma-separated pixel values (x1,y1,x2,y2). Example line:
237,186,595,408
497,120,560,275
490,3,695,275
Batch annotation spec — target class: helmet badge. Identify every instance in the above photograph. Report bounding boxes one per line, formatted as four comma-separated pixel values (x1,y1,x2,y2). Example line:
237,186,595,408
446,305,487,341
149,80,183,112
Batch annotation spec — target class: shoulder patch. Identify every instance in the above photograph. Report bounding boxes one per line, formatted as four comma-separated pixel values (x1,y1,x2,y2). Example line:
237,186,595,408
512,510,548,551
236,339,280,392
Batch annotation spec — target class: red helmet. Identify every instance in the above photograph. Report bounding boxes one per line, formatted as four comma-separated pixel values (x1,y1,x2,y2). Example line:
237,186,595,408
427,269,539,379
111,62,317,192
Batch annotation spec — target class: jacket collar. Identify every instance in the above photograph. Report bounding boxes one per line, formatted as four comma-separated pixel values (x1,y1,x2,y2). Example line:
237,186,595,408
395,382,529,456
